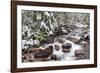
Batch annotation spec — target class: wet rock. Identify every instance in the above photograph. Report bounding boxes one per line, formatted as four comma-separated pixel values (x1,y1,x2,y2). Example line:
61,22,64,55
61,30,68,34
41,44,49,48
74,23,88,28
62,43,72,49
80,41,88,47
28,53,35,62
27,45,53,61
51,54,58,60
80,41,90,59
80,41,89,51
62,49,70,53
40,37,54,45
68,36,81,43
54,37,66,43
62,43,72,53
22,55,26,62
75,50,86,59
22,48,29,55
85,34,89,39
61,27,68,34
54,45,60,51
22,54,30,62
84,34,90,42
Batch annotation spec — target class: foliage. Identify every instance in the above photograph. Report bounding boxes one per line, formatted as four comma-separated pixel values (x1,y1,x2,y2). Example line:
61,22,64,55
22,10,90,45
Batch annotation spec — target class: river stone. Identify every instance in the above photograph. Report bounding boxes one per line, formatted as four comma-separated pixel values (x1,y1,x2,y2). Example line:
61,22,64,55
54,45,60,51
62,43,72,49
80,41,88,47
55,37,66,43
62,43,72,53
84,34,90,42
51,54,58,60
80,41,89,51
75,50,85,59
62,48,70,53
62,30,68,34
28,45,53,61
68,36,81,43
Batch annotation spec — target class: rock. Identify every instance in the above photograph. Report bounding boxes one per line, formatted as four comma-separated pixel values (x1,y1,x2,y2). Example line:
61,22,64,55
27,45,53,61
62,49,70,53
41,36,54,44
48,31,54,36
68,36,81,43
33,39,40,46
22,26,28,32
54,37,66,43
62,43,72,49
80,41,88,47
61,29,68,34
22,40,29,49
61,27,68,34
22,56,26,62
80,41,89,51
27,39,34,46
74,23,88,28
54,45,60,51
80,41,90,59
62,43,72,53
51,54,58,60
22,53,30,62
22,48,28,55
44,12,50,17
75,50,86,59
41,44,49,48
84,34,90,42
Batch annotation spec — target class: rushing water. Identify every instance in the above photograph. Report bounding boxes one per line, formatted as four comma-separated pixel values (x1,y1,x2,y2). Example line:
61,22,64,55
43,39,83,61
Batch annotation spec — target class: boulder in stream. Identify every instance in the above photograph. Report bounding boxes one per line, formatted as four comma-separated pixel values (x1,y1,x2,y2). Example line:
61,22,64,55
68,36,81,43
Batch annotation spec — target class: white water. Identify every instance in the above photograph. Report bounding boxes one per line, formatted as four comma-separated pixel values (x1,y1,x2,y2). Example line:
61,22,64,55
49,40,83,61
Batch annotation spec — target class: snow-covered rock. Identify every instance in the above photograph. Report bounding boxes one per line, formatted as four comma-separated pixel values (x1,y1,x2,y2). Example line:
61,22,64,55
61,27,68,34
27,39,34,46
33,39,40,46
22,40,29,49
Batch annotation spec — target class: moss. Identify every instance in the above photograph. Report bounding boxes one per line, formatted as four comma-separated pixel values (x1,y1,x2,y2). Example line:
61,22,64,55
35,31,48,42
